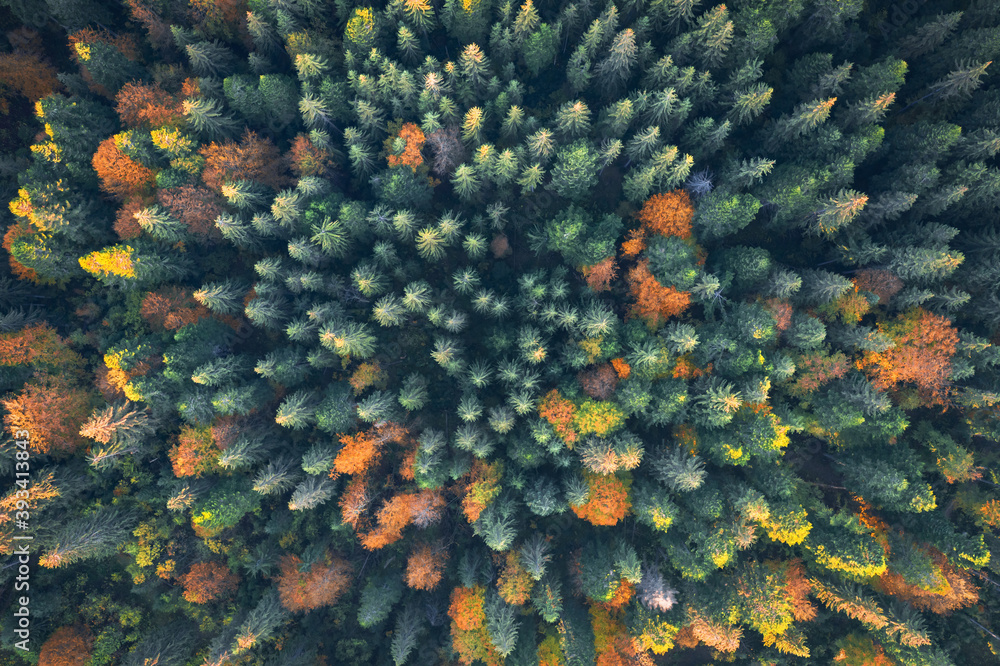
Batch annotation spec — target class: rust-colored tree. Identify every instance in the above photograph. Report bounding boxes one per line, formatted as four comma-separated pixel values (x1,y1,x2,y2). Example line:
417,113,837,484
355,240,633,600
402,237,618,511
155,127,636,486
539,389,578,446
0,52,61,113
92,137,156,200
276,552,353,612
200,129,290,191
386,122,426,171
406,541,448,590
179,561,239,603
449,585,502,666
167,424,220,477
289,134,335,178
578,364,619,400
2,373,94,455
115,81,181,128
0,323,85,373
860,308,959,405
141,286,213,331
38,625,92,666
114,196,147,239
626,259,691,328
571,472,631,526
331,421,408,478
580,256,618,292
157,184,224,239
635,190,694,239
874,548,978,614
853,269,903,305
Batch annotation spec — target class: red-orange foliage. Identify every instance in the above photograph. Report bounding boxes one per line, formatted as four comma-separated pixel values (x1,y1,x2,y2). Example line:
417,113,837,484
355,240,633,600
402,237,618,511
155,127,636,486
168,425,219,477
449,585,502,666
764,298,793,332
491,233,511,258
157,185,224,239
114,196,146,239
980,499,1000,528
626,259,691,328
289,134,335,178
360,492,417,549
874,548,978,614
123,0,173,51
854,269,903,305
92,137,156,200
672,355,710,380
331,421,409,478
572,472,631,526
0,323,83,372
775,559,817,622
406,541,447,590
38,625,92,666
386,122,426,170
141,286,213,331
498,551,534,605
539,389,578,446
3,221,41,282
2,373,93,455
276,552,353,612
0,52,61,112
860,308,959,404
200,129,290,191
179,561,239,603
115,81,181,128
621,227,647,257
581,256,618,292
339,476,371,529
579,364,619,400
635,190,694,239
789,351,850,397
610,357,631,380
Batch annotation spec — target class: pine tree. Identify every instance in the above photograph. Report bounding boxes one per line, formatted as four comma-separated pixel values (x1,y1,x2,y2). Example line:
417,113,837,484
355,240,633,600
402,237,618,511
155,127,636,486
40,508,136,568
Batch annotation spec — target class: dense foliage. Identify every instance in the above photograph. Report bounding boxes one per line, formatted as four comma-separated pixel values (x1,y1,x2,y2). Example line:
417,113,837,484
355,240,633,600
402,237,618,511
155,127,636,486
2,0,1000,664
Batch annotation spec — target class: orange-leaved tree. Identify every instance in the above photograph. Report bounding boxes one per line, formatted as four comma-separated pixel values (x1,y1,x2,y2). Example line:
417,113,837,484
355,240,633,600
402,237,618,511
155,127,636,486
92,136,156,200
178,561,239,603
2,373,95,454
636,189,694,239
571,471,631,526
406,541,448,590
386,122,426,171
168,425,220,477
539,389,578,446
0,52,61,113
157,185,224,239
38,625,92,666
497,550,534,605
115,80,181,128
626,259,691,328
461,460,503,523
860,308,959,405
580,256,618,292
289,133,335,177
199,129,290,191
141,286,213,331
449,585,502,666
276,552,353,612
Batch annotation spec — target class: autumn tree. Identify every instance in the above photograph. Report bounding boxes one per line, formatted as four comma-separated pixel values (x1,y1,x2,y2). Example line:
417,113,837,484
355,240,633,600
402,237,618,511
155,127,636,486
115,81,181,128
92,136,157,200
200,129,290,191
141,286,214,330
386,122,426,171
289,134,335,178
276,552,353,612
2,373,95,454
635,189,695,239
168,424,220,477
38,625,92,666
157,185,225,239
626,259,692,328
578,364,619,400
860,308,959,404
571,472,631,526
406,541,448,590
0,52,61,113
179,561,240,603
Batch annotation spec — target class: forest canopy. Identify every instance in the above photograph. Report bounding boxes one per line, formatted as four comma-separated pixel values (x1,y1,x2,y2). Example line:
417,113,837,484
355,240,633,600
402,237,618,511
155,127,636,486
2,0,1000,664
